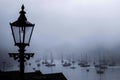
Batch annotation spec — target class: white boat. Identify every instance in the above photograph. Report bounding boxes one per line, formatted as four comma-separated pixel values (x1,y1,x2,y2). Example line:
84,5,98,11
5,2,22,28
45,62,56,67
62,61,71,67
78,53,90,67
78,61,90,67
45,52,56,67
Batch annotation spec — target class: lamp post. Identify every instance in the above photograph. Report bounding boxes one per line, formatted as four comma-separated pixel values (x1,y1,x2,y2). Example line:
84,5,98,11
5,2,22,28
9,5,35,80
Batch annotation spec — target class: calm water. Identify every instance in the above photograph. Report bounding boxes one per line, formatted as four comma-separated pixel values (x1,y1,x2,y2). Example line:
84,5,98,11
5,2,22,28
7,60,120,80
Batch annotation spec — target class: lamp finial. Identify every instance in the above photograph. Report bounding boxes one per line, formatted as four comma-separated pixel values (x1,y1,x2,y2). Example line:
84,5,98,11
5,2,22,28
21,4,25,11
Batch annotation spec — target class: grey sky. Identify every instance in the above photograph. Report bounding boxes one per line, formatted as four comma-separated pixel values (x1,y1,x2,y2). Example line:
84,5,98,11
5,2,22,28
0,0,120,63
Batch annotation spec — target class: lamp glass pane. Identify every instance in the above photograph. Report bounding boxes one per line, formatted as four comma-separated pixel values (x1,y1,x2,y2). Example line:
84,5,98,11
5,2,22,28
24,27,33,44
12,26,21,43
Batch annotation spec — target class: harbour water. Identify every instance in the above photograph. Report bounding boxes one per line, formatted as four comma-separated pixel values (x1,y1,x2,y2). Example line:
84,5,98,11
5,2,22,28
7,60,120,80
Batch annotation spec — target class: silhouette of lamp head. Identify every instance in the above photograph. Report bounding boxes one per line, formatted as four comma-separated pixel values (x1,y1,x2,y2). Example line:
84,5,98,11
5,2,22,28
10,5,35,47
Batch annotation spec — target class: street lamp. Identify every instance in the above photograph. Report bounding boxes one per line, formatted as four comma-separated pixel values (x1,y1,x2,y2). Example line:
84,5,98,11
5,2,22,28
9,5,35,80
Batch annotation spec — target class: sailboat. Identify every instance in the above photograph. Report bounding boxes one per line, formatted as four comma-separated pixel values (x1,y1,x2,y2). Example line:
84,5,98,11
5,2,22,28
62,61,71,67
78,53,90,67
97,57,107,69
79,61,90,67
94,51,107,74
62,55,72,67
61,54,64,64
42,55,48,65
70,55,76,69
108,56,116,67
45,52,56,67
109,61,116,66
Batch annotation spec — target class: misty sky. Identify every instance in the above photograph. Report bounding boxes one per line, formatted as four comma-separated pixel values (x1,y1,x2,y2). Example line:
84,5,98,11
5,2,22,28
1,0,120,64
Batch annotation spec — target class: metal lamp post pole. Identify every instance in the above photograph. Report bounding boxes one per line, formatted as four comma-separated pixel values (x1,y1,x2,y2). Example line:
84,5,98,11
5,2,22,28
18,44,26,80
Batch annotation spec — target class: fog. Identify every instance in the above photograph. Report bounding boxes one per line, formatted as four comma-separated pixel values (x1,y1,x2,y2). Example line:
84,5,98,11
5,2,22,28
0,0,120,68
